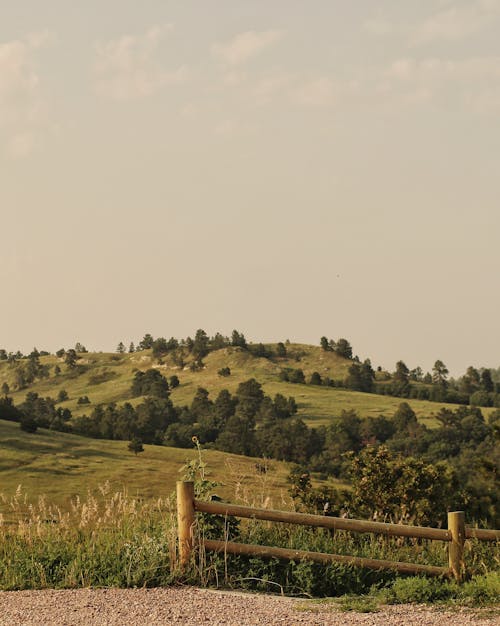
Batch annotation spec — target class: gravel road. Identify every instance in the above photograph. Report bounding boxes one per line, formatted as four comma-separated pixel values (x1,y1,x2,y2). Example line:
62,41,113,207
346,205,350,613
0,587,497,626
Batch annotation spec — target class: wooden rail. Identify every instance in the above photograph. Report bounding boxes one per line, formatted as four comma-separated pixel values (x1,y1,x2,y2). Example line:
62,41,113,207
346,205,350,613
177,481,499,582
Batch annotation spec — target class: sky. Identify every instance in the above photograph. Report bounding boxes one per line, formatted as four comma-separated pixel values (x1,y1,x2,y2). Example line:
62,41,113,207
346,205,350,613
1,0,499,376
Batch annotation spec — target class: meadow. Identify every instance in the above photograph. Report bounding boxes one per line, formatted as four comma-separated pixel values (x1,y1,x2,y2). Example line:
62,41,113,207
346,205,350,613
0,418,296,515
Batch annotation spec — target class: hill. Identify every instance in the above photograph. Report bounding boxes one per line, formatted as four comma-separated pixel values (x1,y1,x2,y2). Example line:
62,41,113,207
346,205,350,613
1,344,494,429
0,418,295,515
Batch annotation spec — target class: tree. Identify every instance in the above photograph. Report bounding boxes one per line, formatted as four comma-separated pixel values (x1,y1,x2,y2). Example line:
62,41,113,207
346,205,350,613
288,368,305,384
347,446,456,526
131,369,170,399
231,330,247,349
432,360,449,387
169,375,180,388
394,361,410,384
57,389,68,402
1,382,9,396
190,387,212,420
480,369,494,393
65,349,78,368
139,334,154,350
74,342,87,353
218,367,231,377
128,437,144,456
335,338,352,359
392,402,418,432
409,367,423,382
216,412,257,456
276,342,287,357
152,337,169,358
0,396,22,422
213,389,237,429
320,336,331,351
128,342,135,353
460,366,480,395
210,333,229,350
20,415,38,433
192,329,209,359
235,378,264,417
116,342,125,353
310,371,322,385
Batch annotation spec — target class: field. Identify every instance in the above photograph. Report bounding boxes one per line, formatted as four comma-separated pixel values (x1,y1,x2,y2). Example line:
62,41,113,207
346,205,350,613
0,418,296,516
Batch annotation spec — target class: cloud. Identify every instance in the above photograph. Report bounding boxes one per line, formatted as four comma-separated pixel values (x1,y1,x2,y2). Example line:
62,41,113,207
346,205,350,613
413,0,500,44
0,32,49,158
211,30,283,66
293,77,336,107
252,72,293,105
94,25,187,100
381,55,500,112
362,18,397,36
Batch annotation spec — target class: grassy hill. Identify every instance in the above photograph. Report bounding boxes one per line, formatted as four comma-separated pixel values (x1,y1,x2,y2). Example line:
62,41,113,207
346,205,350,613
1,344,493,429
0,418,297,517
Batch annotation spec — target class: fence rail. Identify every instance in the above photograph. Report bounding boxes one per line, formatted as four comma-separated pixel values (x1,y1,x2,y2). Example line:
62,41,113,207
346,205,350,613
176,481,500,582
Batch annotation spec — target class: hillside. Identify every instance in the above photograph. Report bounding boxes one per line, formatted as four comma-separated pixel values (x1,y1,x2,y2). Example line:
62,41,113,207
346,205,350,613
0,418,295,514
1,344,494,428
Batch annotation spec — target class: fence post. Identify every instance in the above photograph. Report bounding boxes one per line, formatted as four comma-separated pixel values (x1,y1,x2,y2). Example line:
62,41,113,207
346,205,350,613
177,481,195,569
448,511,465,582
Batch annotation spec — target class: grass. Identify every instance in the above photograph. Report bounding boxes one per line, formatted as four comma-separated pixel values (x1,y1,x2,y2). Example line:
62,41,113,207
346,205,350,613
0,444,498,601
2,473,499,599
0,418,295,516
1,345,494,428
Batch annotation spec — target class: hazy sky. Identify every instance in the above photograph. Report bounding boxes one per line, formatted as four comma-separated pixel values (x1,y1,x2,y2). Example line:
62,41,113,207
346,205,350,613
1,0,499,376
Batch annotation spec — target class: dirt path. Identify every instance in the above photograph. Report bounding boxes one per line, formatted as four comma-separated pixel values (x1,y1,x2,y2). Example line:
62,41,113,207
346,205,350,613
0,587,497,625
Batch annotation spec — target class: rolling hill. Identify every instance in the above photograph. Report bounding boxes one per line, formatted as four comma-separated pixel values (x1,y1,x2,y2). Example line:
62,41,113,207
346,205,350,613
1,343,493,429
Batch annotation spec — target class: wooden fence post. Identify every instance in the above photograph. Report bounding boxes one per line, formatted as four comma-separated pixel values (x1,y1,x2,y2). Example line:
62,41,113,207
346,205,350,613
448,511,466,582
177,481,195,569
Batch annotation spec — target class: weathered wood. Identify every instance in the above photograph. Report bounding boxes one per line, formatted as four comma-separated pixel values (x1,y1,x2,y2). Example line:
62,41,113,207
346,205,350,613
448,511,466,582
203,539,451,578
177,481,195,569
195,500,451,541
465,528,500,541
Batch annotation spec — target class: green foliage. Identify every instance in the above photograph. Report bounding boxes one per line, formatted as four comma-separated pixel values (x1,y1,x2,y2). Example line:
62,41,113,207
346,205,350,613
128,437,144,455
65,349,78,368
378,572,500,607
335,338,353,359
347,446,456,525
131,369,170,399
139,334,154,350
88,369,117,385
231,330,247,349
20,415,38,433
169,375,180,388
0,397,22,422
310,371,322,385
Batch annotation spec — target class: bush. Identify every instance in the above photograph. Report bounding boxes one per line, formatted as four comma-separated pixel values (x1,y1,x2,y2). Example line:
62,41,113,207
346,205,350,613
379,576,454,604
88,370,117,385
57,390,68,402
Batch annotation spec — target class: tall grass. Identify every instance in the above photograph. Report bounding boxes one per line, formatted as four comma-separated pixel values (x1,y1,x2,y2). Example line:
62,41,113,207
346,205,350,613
1,478,498,603
0,483,177,589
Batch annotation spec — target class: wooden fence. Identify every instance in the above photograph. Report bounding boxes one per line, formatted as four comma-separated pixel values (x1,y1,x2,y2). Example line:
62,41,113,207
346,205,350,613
176,481,500,582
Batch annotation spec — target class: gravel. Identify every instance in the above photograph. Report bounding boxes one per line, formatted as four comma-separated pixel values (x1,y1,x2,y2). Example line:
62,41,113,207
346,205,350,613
0,587,497,626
